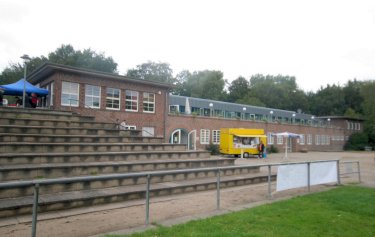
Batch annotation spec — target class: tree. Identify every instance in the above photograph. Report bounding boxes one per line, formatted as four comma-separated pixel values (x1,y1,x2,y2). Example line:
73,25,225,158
126,61,174,84
174,70,226,100
308,84,346,116
248,74,309,112
48,44,118,73
0,44,118,85
227,76,249,103
360,80,375,148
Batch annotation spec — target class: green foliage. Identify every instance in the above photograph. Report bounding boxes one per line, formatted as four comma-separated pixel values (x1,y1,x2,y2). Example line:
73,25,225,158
205,143,220,155
227,76,249,102
174,70,227,101
48,44,118,73
267,145,279,153
0,44,118,85
126,61,174,84
248,74,309,112
344,132,369,150
112,186,375,237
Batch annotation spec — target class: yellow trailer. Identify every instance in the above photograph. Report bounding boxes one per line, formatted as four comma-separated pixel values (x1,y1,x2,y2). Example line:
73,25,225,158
219,128,267,158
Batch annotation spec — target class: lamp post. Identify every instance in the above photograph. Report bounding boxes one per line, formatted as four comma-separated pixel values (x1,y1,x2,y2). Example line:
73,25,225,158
243,107,246,120
20,54,31,108
327,118,331,127
209,103,213,117
269,110,274,122
292,113,296,124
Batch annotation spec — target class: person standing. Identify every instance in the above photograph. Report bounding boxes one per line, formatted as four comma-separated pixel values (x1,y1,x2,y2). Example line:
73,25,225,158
29,93,38,108
258,140,265,159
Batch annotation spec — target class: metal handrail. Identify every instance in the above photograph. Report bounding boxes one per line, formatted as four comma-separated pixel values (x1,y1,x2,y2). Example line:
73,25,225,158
0,159,352,237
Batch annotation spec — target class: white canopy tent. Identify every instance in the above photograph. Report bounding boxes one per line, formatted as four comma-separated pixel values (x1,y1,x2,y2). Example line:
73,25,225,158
273,132,302,158
185,97,191,115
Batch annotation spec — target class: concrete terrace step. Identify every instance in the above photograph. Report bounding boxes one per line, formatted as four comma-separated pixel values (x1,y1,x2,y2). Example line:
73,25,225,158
0,172,276,218
0,117,116,129
0,158,234,181
0,133,164,143
0,150,211,165
0,165,260,199
0,107,94,122
0,125,120,136
0,142,187,153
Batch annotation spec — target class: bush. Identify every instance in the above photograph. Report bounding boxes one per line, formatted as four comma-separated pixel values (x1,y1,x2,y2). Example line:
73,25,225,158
267,145,279,154
206,143,220,155
344,132,369,151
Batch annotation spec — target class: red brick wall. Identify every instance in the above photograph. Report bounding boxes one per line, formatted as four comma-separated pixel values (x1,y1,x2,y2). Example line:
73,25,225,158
167,114,346,152
40,71,168,137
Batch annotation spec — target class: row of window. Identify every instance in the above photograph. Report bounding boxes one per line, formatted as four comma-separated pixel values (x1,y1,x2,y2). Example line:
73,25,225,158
199,129,343,146
61,81,156,113
347,122,361,131
170,105,317,125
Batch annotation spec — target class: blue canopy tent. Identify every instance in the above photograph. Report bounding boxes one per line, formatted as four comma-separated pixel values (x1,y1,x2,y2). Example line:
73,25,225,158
0,79,48,96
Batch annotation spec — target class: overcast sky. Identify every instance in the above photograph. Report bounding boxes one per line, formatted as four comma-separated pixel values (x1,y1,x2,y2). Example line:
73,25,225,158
1,0,375,91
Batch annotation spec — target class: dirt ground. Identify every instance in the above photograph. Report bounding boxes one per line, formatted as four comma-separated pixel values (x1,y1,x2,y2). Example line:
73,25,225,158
0,151,374,237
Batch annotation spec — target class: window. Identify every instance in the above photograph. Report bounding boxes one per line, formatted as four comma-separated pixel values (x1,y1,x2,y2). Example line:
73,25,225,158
307,134,312,145
315,135,320,145
85,85,101,108
169,105,179,113
267,132,274,145
277,135,283,145
212,130,220,144
200,129,210,144
142,127,154,137
299,134,305,145
106,88,120,110
61,81,79,106
126,90,138,111
143,92,155,113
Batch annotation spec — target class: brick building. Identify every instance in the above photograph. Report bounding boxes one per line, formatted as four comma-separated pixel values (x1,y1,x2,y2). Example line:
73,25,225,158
28,63,171,138
28,63,364,153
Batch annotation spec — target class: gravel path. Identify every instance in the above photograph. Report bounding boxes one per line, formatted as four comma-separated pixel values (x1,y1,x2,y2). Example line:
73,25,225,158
0,151,373,237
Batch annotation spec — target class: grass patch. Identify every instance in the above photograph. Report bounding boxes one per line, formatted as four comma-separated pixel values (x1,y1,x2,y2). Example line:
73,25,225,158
105,186,375,237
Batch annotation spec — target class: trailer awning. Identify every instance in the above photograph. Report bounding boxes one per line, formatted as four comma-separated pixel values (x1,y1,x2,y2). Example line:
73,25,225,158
232,134,267,138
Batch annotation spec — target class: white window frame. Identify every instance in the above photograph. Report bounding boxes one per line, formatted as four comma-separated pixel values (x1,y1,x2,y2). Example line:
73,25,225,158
142,127,154,137
143,92,155,113
106,88,120,110
315,135,320,145
49,82,54,106
200,129,210,144
299,134,305,145
85,84,101,109
212,130,220,144
307,134,312,145
125,90,138,112
61,81,79,107
277,135,283,145
267,132,274,145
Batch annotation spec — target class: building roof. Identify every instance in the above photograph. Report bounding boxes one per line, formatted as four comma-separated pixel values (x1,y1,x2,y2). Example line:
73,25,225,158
317,116,365,121
27,62,173,89
169,94,318,121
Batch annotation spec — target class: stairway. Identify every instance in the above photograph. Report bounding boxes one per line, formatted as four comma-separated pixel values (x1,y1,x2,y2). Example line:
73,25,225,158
0,107,273,218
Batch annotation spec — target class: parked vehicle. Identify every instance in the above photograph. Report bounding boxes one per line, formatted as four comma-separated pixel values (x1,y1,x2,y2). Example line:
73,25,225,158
220,128,267,158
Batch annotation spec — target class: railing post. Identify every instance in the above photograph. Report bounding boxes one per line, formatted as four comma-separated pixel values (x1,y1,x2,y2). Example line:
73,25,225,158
267,165,272,199
357,161,361,183
307,162,311,192
145,174,151,226
337,160,341,185
31,183,39,237
216,169,221,210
